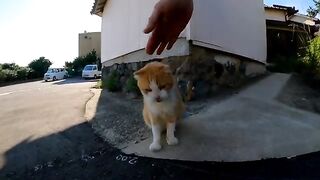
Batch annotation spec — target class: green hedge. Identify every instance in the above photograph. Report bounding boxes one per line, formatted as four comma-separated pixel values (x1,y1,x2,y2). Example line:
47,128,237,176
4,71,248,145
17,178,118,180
125,75,139,94
105,70,120,92
301,37,320,88
0,66,33,83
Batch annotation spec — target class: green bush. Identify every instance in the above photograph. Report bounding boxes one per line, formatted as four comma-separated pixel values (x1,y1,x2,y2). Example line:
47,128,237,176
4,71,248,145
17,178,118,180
268,37,320,76
302,37,320,74
93,79,104,89
0,64,31,82
267,55,300,73
105,70,120,92
0,60,52,84
301,37,320,88
125,75,139,94
2,69,17,81
0,70,6,83
16,67,29,80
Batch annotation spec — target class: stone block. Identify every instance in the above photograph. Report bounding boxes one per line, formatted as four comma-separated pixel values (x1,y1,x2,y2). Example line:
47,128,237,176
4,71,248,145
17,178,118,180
245,62,266,77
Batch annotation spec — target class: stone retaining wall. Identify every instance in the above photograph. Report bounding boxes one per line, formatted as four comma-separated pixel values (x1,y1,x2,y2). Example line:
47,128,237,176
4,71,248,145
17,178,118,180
101,45,266,100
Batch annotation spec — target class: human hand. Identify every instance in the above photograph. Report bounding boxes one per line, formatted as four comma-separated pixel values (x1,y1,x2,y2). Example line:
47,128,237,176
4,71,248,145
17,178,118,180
144,0,193,55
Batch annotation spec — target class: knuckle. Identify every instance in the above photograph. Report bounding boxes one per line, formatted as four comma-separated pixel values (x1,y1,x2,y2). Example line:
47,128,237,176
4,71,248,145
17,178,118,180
154,3,160,9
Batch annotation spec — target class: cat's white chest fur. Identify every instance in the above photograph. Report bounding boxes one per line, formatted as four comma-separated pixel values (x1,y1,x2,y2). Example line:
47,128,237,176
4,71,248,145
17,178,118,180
144,88,178,117
150,98,176,116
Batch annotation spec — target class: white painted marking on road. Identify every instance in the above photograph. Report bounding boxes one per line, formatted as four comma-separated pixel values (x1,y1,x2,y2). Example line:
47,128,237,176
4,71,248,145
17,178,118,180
0,92,13,96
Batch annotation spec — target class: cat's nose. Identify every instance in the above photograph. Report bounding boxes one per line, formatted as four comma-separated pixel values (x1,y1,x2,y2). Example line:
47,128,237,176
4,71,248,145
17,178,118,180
156,96,162,102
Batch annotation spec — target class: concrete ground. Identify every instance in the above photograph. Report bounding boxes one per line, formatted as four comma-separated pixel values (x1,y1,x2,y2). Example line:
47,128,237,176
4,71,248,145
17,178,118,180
0,78,102,176
88,73,320,162
2,75,320,179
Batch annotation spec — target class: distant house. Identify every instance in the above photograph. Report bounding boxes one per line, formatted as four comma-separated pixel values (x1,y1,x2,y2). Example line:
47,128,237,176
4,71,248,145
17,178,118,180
78,31,101,58
265,5,320,61
91,0,268,97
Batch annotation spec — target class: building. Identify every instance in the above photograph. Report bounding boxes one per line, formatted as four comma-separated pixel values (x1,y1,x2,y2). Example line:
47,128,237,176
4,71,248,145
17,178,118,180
79,31,101,58
91,0,266,65
91,0,267,99
265,5,320,61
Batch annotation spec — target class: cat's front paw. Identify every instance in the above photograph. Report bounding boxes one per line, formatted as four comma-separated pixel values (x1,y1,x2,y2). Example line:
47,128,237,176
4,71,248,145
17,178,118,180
167,137,179,145
149,142,162,151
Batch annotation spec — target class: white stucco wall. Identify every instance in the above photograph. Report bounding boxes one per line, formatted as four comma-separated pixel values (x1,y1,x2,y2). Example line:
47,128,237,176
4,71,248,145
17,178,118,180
265,8,287,22
101,0,266,64
101,0,187,63
101,0,153,62
290,15,316,26
190,0,267,63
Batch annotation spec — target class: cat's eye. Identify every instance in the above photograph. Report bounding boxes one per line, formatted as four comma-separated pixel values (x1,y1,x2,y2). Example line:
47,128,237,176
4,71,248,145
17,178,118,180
159,85,165,90
144,89,152,93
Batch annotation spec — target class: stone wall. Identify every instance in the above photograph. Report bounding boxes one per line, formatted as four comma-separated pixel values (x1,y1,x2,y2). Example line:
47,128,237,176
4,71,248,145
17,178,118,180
101,45,266,101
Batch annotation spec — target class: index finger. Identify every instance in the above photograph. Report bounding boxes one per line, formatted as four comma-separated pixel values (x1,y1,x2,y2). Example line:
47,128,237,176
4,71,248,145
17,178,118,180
144,5,161,33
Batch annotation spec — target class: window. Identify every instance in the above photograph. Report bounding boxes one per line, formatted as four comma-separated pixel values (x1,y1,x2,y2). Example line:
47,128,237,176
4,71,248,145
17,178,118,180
84,66,93,71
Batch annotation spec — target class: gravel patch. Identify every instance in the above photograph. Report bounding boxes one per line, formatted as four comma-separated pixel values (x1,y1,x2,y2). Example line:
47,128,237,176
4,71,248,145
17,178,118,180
89,76,267,148
91,92,149,148
90,86,240,149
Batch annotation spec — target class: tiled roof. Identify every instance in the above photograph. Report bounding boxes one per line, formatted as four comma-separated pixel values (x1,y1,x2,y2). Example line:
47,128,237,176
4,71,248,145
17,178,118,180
264,5,288,11
91,0,108,16
265,4,319,22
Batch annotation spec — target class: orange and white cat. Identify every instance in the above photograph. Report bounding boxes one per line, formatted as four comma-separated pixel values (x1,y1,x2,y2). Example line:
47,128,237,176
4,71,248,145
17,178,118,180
134,62,185,151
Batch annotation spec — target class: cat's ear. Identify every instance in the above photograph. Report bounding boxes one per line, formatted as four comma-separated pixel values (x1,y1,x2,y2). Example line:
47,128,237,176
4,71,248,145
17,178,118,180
133,68,145,80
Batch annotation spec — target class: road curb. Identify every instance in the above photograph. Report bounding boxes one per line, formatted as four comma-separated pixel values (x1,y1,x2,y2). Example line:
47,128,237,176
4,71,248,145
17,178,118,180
85,88,102,121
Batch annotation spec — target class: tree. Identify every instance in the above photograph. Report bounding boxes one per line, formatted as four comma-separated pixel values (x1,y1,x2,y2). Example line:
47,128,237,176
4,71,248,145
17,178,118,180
307,0,320,17
84,50,101,69
64,50,101,76
72,56,86,75
28,57,52,78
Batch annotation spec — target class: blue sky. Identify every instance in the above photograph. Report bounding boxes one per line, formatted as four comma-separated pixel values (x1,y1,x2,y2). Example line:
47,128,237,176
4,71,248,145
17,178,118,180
265,0,314,14
0,0,316,67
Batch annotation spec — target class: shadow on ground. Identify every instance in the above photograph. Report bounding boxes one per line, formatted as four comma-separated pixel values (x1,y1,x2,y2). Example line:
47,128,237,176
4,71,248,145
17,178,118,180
0,79,42,87
88,75,269,149
91,74,320,162
277,74,320,115
0,122,109,179
3,76,320,179
51,78,99,85
2,99,320,179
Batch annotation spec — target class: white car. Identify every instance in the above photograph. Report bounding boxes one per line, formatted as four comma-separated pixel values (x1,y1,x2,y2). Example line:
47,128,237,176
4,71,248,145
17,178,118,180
82,65,101,79
44,68,67,81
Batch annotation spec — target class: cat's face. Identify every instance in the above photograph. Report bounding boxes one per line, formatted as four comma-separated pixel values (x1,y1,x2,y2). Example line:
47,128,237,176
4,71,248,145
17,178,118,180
134,62,174,103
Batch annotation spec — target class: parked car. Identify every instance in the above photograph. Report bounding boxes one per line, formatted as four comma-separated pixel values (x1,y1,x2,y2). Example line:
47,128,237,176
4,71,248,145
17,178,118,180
44,68,67,82
82,65,101,79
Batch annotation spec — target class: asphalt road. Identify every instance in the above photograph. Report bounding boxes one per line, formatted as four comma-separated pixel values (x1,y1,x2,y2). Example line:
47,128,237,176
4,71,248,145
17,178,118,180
0,78,102,177
1,78,320,179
